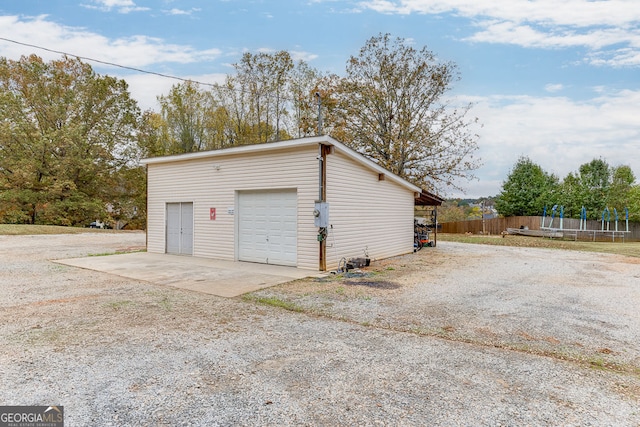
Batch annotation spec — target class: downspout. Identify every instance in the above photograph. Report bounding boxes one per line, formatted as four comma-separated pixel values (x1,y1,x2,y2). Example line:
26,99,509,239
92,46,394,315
145,165,149,250
316,93,324,203
316,92,327,271
318,143,328,271
318,144,323,200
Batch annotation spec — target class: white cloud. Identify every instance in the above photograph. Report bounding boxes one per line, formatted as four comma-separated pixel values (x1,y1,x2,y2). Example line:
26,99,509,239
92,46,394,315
0,15,221,68
95,0,135,6
291,50,319,62
587,47,640,67
544,83,564,93
0,14,230,111
358,0,640,66
123,73,227,111
166,9,190,16
451,89,640,197
81,0,149,13
359,0,640,27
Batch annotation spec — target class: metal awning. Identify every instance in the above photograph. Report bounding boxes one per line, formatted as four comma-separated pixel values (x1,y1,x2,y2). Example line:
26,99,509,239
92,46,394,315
415,190,444,206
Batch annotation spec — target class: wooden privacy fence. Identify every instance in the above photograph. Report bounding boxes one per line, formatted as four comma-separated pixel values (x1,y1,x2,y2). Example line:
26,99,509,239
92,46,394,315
440,216,640,241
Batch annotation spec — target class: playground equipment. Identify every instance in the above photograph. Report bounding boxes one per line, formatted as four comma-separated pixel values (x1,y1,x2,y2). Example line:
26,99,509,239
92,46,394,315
540,205,631,242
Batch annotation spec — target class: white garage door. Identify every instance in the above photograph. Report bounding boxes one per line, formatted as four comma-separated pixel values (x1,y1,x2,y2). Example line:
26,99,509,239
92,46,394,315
238,190,297,266
166,202,193,255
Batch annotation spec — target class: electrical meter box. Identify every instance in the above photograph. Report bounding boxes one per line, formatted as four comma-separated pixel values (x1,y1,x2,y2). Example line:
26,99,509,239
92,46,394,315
313,201,329,228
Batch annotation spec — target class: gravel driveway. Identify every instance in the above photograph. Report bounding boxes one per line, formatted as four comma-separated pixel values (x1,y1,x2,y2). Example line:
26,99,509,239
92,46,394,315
1,233,639,426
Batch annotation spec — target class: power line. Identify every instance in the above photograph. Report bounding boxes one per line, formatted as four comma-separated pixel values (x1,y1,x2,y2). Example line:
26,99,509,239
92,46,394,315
0,36,217,87
0,36,322,105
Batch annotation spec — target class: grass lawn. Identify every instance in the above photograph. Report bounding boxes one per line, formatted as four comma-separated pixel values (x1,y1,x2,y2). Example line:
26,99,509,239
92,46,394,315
436,232,640,258
2,224,638,258
0,224,120,235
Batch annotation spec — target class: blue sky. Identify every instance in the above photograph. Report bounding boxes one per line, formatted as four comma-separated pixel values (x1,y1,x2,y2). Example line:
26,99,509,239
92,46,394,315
1,0,639,198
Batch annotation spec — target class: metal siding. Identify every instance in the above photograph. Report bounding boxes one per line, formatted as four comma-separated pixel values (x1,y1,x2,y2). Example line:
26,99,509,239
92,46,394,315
325,152,415,271
146,146,319,270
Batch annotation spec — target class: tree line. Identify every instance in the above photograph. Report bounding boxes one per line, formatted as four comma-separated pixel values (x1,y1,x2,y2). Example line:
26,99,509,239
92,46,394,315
494,156,640,222
0,34,480,227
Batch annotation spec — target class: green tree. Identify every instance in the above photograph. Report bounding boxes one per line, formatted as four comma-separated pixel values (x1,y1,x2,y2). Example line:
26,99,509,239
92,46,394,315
215,51,295,144
288,60,326,138
157,80,218,154
560,172,582,218
108,163,146,229
467,205,483,220
607,165,635,211
495,157,559,216
109,109,170,229
0,55,139,225
435,200,467,223
330,33,480,193
628,185,640,222
579,158,611,219
136,111,169,158
212,78,253,147
561,158,612,220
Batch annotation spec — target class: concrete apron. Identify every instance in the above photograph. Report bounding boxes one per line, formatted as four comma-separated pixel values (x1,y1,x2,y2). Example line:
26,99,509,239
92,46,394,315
54,252,321,298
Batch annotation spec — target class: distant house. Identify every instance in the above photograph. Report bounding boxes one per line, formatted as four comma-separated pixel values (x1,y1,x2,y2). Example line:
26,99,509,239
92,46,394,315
141,135,442,272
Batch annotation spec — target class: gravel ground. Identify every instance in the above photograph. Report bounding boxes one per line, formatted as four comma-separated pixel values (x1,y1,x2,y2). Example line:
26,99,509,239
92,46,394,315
1,233,639,426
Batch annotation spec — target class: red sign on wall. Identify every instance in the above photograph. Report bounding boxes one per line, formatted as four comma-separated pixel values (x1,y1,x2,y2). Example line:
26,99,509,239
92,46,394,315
210,208,216,220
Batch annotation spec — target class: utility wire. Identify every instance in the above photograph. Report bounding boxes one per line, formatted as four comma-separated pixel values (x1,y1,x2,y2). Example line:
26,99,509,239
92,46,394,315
0,36,323,105
0,36,217,87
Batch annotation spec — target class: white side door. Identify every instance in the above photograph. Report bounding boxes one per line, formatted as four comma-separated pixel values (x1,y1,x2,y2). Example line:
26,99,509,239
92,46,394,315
166,202,193,255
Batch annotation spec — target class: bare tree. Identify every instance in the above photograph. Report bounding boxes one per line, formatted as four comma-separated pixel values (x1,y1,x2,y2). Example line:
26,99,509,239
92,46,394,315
331,33,481,193
228,51,294,143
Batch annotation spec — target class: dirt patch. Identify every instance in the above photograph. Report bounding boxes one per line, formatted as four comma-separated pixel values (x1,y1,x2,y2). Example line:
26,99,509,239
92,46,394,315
251,242,640,374
342,279,400,290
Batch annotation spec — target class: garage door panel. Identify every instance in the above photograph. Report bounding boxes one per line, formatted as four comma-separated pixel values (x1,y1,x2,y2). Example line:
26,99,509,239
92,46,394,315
238,190,297,266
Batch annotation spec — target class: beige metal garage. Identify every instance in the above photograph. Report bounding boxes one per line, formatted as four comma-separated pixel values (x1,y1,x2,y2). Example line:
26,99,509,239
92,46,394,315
142,135,441,272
